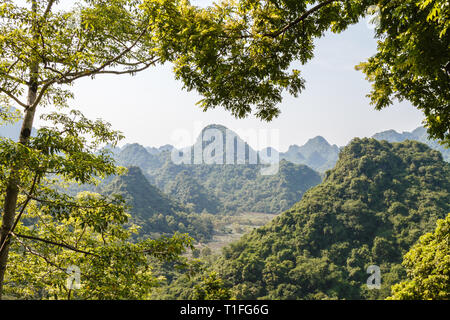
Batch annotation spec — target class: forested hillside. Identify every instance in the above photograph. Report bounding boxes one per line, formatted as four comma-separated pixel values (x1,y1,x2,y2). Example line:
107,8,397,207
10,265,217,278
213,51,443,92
151,159,322,214
211,139,450,299
101,166,214,241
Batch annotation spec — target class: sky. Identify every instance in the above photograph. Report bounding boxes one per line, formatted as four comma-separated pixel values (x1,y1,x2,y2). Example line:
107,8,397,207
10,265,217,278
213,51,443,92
33,0,425,151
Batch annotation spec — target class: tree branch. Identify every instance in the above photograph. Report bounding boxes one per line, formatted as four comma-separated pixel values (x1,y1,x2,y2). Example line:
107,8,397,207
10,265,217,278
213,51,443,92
22,192,120,210
12,232,100,257
265,0,342,38
12,235,67,272
0,88,28,109
0,173,40,255
43,0,56,19
32,25,152,109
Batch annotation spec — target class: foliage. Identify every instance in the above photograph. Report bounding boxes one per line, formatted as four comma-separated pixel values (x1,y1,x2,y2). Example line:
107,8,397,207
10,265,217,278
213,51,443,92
388,213,450,300
373,127,450,162
114,123,323,215
209,139,449,299
0,109,193,299
116,144,162,173
168,0,375,121
151,159,322,214
356,0,450,146
193,271,232,300
4,194,193,300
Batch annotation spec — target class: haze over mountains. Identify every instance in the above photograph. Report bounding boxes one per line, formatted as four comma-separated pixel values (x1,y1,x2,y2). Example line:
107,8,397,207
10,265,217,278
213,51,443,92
372,127,449,162
2,119,449,221
115,124,449,174
278,136,340,172
2,113,447,167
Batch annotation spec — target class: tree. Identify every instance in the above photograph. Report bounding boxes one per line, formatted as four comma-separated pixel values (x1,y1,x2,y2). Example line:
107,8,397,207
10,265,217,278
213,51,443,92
356,0,450,146
193,271,232,300
388,213,450,300
0,108,193,299
1,0,347,296
5,195,193,299
171,0,449,145
0,0,179,297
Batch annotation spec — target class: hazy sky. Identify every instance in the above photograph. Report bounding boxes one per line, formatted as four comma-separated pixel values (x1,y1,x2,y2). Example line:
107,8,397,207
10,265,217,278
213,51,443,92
33,0,424,151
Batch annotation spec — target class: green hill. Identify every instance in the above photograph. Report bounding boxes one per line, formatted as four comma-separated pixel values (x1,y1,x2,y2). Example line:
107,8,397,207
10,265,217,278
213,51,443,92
151,159,322,214
165,170,221,214
213,139,450,299
101,166,213,241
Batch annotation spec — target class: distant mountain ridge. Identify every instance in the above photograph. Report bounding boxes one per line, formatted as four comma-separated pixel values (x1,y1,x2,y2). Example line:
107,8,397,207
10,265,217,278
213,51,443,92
112,125,448,176
278,136,340,172
372,127,449,161
116,143,163,172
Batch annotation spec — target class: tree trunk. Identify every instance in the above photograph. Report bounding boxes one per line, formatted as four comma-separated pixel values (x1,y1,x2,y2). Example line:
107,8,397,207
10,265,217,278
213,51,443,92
0,0,39,299
0,95,38,299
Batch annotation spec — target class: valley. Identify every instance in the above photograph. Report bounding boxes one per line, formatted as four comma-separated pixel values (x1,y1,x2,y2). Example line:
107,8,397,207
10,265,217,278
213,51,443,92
0,0,448,303
197,212,279,254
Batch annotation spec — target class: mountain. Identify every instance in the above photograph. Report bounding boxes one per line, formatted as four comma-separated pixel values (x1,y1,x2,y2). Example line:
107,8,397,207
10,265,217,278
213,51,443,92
116,125,322,214
146,147,161,155
280,136,340,172
213,139,450,299
101,166,213,241
177,124,259,165
116,143,162,173
373,126,449,162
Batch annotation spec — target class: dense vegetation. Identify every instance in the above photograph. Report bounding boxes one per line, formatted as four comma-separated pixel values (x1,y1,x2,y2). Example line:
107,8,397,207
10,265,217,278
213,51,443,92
151,159,322,214
0,110,194,300
388,213,450,300
101,166,214,242
1,0,449,301
208,139,449,299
